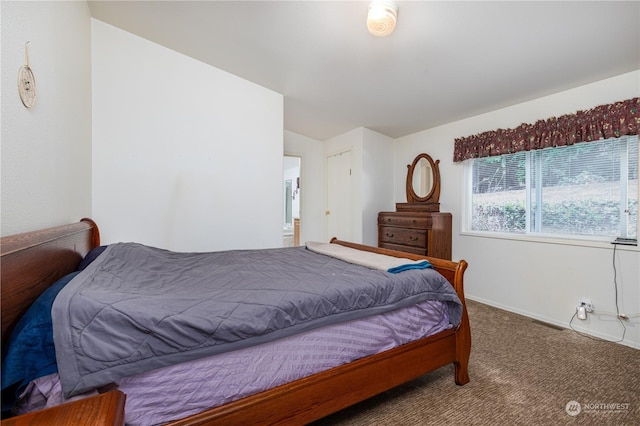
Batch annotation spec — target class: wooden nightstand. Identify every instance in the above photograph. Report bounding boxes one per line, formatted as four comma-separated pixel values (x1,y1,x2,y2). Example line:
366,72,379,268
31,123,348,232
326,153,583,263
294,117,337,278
1,390,125,426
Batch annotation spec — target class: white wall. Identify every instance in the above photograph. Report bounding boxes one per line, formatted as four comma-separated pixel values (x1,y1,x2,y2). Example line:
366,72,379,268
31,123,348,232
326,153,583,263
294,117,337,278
324,127,395,245
284,130,325,243
92,20,283,252
1,1,92,236
361,128,395,247
395,71,640,348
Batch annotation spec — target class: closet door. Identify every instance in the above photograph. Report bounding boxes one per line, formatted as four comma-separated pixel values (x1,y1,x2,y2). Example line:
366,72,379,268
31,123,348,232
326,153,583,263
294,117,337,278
326,150,354,241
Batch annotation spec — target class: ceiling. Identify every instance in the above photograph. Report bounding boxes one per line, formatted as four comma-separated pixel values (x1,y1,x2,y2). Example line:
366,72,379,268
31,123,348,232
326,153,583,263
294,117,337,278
88,1,640,141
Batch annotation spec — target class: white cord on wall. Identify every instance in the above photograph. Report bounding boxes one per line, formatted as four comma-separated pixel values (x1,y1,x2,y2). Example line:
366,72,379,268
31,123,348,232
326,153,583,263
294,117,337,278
568,242,635,343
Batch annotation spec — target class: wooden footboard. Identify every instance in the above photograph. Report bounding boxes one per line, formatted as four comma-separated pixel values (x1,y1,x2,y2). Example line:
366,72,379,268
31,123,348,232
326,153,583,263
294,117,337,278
330,238,471,386
0,222,470,425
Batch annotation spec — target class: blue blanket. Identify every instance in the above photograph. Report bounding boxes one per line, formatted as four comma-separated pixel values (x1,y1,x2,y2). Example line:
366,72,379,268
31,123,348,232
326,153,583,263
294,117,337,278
387,260,433,273
1,272,79,414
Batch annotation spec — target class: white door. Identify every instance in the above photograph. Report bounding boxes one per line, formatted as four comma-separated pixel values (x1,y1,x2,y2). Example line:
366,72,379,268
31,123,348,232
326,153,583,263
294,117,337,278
326,150,354,241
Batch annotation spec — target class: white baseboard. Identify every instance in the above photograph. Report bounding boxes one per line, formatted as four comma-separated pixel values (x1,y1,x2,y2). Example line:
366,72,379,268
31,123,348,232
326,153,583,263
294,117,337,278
465,295,639,350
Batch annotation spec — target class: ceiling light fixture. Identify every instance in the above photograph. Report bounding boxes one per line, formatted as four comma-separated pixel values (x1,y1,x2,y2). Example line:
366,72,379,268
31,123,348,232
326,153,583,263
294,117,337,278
367,0,399,37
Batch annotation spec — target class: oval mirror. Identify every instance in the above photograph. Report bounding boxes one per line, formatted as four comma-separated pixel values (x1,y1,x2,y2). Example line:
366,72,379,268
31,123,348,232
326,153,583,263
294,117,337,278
412,157,433,198
405,153,441,204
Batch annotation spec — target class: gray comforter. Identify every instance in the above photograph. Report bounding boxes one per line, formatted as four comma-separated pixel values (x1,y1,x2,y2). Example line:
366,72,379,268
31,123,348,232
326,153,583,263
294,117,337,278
52,243,462,397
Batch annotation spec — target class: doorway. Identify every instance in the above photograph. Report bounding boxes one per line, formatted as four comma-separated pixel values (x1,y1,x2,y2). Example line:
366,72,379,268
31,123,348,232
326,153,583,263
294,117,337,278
283,156,301,247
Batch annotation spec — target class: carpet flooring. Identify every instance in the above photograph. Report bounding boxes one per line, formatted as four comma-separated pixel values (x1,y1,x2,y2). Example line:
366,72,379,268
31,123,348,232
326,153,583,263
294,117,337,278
311,300,639,425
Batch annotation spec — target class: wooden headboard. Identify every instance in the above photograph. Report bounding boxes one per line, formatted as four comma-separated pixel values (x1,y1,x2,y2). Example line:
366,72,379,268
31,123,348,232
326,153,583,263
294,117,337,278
1,218,100,345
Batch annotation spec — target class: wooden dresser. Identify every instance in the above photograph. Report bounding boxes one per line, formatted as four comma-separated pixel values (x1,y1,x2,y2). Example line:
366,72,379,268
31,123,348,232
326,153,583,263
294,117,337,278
378,211,452,260
380,153,452,260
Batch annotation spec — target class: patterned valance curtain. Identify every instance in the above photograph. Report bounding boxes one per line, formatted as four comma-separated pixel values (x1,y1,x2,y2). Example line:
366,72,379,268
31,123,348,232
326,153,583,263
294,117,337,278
453,98,640,162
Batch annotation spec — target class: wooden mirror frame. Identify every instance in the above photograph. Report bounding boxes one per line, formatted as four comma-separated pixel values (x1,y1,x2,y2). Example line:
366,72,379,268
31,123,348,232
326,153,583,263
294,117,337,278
405,153,441,204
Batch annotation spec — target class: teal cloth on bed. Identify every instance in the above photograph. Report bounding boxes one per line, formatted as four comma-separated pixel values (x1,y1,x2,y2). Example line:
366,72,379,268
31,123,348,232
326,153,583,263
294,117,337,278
387,260,433,274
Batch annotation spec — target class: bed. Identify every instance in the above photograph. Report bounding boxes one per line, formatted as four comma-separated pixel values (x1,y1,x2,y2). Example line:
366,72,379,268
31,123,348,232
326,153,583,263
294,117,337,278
1,218,470,425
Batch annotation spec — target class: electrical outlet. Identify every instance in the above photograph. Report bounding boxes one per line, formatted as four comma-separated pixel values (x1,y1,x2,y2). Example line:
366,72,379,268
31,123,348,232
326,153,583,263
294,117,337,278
579,298,594,313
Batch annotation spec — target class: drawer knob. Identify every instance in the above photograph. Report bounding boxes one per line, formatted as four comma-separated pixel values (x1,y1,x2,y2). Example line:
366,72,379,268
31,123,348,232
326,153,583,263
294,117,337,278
409,236,418,241
386,233,394,237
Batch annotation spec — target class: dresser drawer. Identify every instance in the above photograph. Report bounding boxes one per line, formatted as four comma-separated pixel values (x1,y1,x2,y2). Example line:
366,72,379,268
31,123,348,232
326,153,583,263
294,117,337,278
379,242,427,256
379,226,426,248
378,214,431,229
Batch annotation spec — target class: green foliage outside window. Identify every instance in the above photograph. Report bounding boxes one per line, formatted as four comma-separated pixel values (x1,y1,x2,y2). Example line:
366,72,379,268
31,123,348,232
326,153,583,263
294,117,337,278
470,136,638,239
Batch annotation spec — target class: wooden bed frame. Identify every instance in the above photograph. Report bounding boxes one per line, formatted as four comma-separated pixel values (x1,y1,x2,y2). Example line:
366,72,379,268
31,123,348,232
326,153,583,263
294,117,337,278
1,219,470,425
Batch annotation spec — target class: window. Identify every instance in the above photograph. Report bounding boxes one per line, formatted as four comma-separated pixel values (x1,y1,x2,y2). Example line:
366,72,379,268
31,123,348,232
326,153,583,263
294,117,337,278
468,135,638,240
